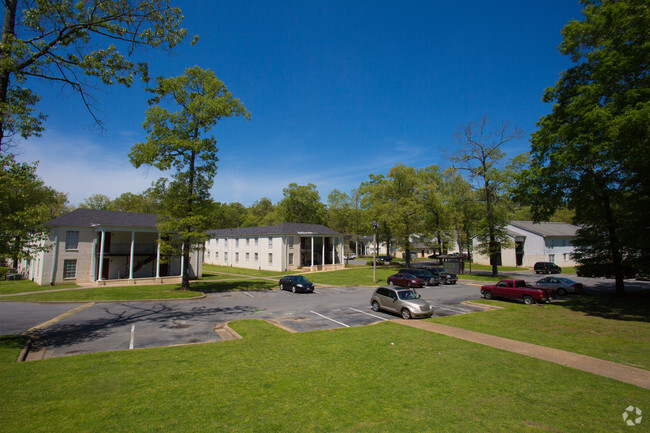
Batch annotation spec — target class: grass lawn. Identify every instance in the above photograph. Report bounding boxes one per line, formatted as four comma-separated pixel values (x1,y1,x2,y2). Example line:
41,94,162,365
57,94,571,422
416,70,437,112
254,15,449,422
306,266,399,286
0,284,203,302
435,292,650,370
1,320,647,432
202,264,290,278
468,263,525,272
0,279,78,295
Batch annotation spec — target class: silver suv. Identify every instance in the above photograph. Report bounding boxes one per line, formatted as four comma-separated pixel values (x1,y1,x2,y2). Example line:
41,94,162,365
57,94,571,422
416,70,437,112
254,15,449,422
370,286,434,319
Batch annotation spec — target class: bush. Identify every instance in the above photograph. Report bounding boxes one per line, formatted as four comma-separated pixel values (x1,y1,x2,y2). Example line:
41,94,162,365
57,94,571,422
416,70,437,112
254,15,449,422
366,261,383,266
0,267,7,280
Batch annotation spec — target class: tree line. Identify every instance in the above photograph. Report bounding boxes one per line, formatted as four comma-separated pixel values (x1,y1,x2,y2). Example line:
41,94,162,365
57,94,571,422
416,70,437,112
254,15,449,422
1,0,647,293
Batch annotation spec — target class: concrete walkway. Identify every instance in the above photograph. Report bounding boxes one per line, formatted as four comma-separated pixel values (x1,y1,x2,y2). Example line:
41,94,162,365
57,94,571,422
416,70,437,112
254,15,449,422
395,319,650,390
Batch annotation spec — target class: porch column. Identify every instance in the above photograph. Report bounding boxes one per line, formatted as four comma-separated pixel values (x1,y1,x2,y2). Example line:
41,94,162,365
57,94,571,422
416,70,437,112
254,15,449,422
180,243,185,277
332,237,335,265
322,236,325,266
311,236,314,269
129,231,135,279
155,234,161,278
98,230,106,281
339,237,344,265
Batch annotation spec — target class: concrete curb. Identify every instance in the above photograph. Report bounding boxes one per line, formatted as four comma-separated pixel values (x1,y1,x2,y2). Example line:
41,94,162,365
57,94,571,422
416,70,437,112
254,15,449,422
394,320,650,390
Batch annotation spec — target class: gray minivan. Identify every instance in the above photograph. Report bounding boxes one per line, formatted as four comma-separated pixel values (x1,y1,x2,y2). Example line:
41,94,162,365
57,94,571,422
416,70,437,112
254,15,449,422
370,286,434,319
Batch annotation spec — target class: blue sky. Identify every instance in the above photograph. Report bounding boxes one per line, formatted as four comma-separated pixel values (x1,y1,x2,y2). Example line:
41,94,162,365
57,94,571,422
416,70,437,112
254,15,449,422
15,0,584,207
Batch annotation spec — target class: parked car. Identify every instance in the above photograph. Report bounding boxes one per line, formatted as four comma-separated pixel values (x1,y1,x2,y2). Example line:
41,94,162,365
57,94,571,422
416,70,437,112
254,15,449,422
279,275,314,293
387,273,426,288
377,255,393,263
535,277,584,296
480,279,554,304
534,262,561,274
399,268,441,286
425,267,458,284
346,253,356,260
370,286,434,319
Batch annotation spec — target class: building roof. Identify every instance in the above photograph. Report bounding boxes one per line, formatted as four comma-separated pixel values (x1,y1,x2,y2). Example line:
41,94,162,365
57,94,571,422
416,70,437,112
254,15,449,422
208,222,341,237
44,209,158,229
509,220,579,237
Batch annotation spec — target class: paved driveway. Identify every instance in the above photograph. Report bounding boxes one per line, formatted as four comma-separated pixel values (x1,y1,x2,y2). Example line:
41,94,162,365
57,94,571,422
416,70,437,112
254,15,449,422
1,281,486,359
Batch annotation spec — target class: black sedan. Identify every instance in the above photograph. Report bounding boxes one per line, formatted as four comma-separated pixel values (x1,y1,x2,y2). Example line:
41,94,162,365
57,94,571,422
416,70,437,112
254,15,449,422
279,275,314,293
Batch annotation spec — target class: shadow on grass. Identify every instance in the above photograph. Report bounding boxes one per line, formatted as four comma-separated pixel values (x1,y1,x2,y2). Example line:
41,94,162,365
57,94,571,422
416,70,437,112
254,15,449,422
190,280,277,293
554,290,650,323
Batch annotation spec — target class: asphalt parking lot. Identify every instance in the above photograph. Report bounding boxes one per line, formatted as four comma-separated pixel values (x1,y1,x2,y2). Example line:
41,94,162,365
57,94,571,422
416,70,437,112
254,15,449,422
2,280,487,359
4,272,646,360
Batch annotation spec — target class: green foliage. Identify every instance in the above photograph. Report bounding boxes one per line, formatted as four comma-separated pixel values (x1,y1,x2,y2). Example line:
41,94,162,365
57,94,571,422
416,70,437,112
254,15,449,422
278,183,325,224
79,193,113,210
129,66,250,289
517,0,650,292
0,267,7,279
0,154,61,263
452,118,524,275
0,0,189,150
244,197,280,227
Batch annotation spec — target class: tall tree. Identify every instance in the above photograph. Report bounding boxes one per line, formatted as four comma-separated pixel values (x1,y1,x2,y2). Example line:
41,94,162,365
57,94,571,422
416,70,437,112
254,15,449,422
79,193,113,210
0,153,61,265
326,189,353,234
360,164,425,268
516,0,650,294
278,183,325,224
245,198,279,227
452,117,523,276
0,0,189,151
129,66,250,289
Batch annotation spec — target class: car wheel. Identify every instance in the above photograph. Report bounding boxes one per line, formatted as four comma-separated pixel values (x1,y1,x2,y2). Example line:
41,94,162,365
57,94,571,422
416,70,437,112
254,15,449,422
279,284,284,291
483,290,493,300
401,308,412,320
557,288,567,296
523,295,535,305
371,301,380,312
292,286,296,293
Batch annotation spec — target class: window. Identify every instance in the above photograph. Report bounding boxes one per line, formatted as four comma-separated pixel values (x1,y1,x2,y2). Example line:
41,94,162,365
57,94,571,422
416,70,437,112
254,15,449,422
268,253,273,265
563,253,568,261
255,237,259,246
215,252,219,261
246,237,250,246
288,237,294,248
63,259,77,279
268,237,273,248
254,252,259,262
65,231,79,250
549,254,555,263
289,253,294,265
246,252,250,261
235,252,239,263
236,239,239,248
224,252,228,262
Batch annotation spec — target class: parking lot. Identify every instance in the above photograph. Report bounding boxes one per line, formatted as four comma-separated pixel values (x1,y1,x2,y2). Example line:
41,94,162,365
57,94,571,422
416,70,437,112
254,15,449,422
2,281,487,359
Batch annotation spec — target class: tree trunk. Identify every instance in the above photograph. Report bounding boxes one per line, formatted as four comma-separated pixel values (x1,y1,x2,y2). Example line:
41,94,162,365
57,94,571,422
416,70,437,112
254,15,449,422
181,149,196,291
602,192,625,295
0,0,18,150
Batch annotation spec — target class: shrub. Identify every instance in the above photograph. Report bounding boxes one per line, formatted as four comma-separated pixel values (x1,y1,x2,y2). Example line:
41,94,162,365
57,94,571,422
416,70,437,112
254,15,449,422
0,267,7,280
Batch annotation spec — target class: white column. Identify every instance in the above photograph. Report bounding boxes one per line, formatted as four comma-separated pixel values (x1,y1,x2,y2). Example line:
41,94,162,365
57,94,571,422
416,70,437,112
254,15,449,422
98,230,106,281
180,243,185,277
339,236,344,265
322,236,325,266
332,237,336,265
156,234,161,278
49,230,59,285
90,234,97,281
311,236,314,268
129,231,135,279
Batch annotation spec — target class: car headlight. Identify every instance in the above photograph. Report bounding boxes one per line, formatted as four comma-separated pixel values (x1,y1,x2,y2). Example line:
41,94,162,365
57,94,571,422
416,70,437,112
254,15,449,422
297,284,303,288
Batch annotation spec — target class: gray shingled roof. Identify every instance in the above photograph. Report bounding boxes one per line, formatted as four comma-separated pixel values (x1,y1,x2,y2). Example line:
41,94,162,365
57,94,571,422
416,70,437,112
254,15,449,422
208,222,341,237
509,220,579,237
44,209,158,228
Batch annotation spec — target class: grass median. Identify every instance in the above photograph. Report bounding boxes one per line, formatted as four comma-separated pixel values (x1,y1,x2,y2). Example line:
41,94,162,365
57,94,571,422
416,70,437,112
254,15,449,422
1,320,647,432
436,292,650,370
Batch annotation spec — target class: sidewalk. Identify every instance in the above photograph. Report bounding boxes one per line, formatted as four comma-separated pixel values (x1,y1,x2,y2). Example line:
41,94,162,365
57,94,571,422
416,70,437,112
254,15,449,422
395,319,650,390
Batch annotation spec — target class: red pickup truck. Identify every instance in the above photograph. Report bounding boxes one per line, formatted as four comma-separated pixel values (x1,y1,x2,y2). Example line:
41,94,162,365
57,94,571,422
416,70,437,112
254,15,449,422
480,279,554,305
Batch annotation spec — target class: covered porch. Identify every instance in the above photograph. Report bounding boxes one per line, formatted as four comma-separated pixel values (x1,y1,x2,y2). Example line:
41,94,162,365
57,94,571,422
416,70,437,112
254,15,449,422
299,235,345,271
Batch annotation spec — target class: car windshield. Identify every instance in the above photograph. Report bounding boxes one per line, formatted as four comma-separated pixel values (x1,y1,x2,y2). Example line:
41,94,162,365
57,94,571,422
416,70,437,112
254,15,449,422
293,276,308,283
397,290,419,300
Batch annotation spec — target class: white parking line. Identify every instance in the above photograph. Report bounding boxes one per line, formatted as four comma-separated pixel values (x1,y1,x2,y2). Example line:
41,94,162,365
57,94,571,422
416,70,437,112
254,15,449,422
349,307,389,321
432,305,469,314
129,325,135,350
310,311,350,327
242,291,254,298
313,290,323,294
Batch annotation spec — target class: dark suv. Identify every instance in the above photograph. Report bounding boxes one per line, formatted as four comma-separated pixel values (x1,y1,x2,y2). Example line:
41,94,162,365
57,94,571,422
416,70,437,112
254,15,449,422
399,268,441,286
425,267,458,284
534,262,561,274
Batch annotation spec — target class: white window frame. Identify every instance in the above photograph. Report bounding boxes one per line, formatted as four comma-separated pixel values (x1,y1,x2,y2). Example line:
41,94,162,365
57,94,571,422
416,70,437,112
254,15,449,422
268,253,273,265
65,231,79,250
63,259,77,279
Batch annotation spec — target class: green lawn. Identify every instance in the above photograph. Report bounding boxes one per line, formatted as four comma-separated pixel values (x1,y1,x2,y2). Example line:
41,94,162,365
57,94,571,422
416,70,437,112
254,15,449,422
1,284,203,302
436,292,650,370
467,263,525,272
0,279,79,295
203,264,290,278
1,320,647,432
